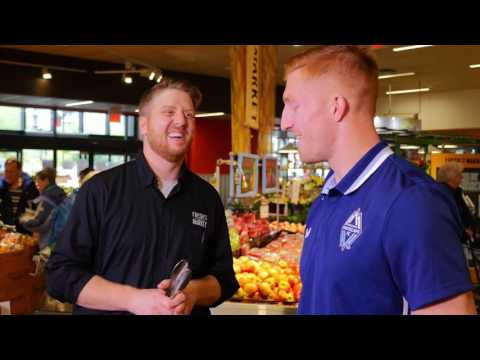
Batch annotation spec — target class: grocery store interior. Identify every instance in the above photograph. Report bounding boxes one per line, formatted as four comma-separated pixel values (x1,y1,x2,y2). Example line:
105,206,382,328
1,45,480,315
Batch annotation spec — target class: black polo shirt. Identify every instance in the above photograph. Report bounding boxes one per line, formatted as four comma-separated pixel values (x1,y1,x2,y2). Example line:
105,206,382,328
45,153,239,315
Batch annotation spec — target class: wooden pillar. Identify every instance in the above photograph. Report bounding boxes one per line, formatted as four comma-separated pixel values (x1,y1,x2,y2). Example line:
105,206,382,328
230,45,251,154
229,45,277,155
258,45,277,156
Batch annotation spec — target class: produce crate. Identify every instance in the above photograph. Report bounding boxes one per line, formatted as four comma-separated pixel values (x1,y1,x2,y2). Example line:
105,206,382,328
0,245,44,315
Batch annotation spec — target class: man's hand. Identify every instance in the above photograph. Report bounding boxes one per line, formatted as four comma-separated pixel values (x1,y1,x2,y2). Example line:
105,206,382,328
127,284,186,315
157,279,196,315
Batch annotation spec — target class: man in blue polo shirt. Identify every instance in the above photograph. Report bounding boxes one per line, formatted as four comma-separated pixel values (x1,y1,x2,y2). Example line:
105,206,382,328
281,45,476,315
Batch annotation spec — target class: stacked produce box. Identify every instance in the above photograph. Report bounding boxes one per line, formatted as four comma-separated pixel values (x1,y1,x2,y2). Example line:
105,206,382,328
0,223,43,314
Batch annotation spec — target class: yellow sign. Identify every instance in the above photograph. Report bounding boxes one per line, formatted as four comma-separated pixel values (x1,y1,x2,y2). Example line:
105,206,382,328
245,45,260,129
430,153,480,179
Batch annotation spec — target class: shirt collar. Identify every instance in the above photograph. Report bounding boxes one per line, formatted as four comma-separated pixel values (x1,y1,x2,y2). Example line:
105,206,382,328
321,142,394,196
136,152,190,189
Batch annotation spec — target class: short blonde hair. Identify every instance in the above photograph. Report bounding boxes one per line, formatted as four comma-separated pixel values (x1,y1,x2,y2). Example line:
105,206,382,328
437,161,464,183
285,45,379,108
138,77,202,116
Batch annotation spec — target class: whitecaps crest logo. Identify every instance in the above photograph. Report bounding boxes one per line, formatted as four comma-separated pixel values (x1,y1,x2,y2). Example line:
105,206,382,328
339,208,363,251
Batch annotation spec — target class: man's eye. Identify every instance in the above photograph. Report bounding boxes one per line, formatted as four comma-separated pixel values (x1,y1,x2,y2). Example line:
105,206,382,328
163,110,175,116
185,112,195,119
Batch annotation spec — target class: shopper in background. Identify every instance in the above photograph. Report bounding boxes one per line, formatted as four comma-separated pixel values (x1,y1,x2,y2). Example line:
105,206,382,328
437,162,477,244
46,169,99,251
0,158,39,234
19,167,66,250
66,167,96,205
281,45,476,315
46,78,238,315
78,167,95,186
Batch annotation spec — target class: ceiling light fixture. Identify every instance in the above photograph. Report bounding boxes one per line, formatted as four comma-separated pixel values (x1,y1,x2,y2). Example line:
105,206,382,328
149,71,156,80
195,112,225,118
156,74,163,83
393,45,433,52
386,88,430,95
42,68,52,80
378,72,416,80
123,74,133,84
469,64,480,69
65,100,94,107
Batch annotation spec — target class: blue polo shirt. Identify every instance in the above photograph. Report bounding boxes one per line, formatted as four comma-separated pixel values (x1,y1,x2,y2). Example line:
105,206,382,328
298,142,473,315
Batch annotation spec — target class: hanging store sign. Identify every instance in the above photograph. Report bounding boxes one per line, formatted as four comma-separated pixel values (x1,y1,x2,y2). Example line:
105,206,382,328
245,45,260,130
110,112,121,123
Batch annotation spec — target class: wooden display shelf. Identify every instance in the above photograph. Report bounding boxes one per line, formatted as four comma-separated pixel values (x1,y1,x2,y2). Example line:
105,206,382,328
0,245,45,315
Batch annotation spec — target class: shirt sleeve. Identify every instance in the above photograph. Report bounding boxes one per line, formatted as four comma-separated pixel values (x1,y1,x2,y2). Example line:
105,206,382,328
45,180,103,304
20,200,53,232
206,191,239,306
383,182,473,311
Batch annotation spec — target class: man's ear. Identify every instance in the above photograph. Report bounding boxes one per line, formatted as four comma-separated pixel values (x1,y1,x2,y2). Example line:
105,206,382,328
139,115,148,138
332,96,349,123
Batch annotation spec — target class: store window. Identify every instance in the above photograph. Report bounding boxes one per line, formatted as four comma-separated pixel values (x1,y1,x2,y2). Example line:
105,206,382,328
83,112,107,135
56,150,89,189
57,110,81,135
94,154,125,171
22,149,54,177
109,114,126,137
0,105,22,131
0,150,19,175
127,115,136,138
25,108,53,133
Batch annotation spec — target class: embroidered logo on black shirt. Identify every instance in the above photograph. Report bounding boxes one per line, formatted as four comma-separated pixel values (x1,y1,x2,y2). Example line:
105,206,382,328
192,211,208,229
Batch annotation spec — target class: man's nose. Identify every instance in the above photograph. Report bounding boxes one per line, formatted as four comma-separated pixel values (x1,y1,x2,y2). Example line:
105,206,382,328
280,108,292,132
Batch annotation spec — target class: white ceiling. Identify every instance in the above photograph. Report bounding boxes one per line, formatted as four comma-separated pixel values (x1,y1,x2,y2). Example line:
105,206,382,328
2,45,480,95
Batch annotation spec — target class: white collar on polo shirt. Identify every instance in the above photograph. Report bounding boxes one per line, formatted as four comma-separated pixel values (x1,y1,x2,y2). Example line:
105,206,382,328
321,146,394,196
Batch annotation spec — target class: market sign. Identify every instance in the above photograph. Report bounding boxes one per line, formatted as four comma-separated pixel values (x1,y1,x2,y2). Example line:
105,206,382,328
110,112,121,123
245,45,260,130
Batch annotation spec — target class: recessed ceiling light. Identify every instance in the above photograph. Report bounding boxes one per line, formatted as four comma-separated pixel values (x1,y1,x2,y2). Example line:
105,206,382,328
386,88,430,95
393,45,433,52
378,72,416,80
195,112,225,118
65,100,94,107
42,68,52,80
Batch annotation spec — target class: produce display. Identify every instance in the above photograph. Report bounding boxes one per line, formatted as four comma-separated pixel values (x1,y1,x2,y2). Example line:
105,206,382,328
226,211,305,256
0,223,37,254
228,220,305,305
245,233,304,265
224,206,309,306
232,256,302,304
269,221,305,234
231,212,271,240
229,227,240,254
